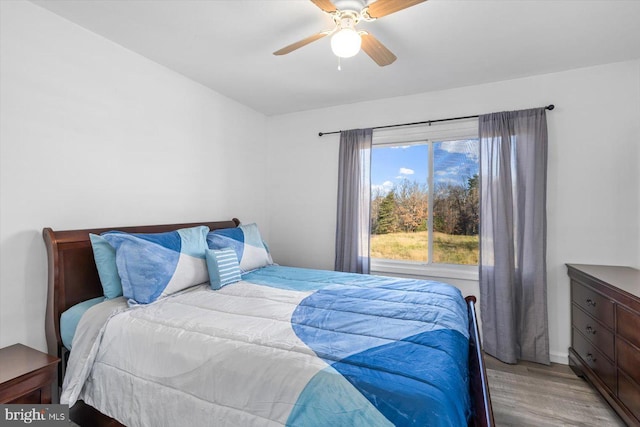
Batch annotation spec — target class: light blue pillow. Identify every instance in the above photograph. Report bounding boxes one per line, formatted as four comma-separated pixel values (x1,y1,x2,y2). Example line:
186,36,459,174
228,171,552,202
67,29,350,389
89,234,123,299
102,226,210,305
205,248,242,290
207,223,272,273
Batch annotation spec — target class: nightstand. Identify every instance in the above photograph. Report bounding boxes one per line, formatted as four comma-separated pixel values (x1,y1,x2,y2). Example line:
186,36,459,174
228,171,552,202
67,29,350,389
0,343,60,404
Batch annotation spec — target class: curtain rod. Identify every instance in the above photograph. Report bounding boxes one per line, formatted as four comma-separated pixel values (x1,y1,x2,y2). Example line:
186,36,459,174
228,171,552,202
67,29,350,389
318,104,555,137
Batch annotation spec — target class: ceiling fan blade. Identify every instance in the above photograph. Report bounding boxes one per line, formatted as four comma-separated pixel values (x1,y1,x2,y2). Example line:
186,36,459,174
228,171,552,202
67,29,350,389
310,0,337,13
361,32,397,66
273,32,329,56
365,0,427,19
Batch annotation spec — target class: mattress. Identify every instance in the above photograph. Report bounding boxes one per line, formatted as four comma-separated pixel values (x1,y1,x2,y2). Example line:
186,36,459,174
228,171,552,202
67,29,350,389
62,265,470,426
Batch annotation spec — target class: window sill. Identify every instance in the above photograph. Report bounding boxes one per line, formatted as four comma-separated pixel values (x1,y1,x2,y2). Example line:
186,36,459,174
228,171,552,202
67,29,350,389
370,259,479,281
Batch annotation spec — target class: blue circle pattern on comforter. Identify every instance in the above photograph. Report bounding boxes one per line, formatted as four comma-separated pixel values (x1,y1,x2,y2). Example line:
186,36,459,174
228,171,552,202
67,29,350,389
247,266,472,427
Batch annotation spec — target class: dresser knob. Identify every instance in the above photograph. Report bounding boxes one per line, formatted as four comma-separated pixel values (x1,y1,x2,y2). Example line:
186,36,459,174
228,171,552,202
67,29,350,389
586,325,596,335
586,298,596,307
586,353,597,363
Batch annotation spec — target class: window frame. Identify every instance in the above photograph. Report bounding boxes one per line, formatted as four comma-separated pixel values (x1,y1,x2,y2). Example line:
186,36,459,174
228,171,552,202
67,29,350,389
369,118,480,281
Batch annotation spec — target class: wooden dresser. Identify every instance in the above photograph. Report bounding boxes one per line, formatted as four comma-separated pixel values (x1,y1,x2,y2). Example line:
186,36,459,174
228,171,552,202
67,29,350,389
567,264,640,426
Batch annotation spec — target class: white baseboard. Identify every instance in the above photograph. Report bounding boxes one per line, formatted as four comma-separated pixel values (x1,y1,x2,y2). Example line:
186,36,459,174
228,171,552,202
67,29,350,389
550,350,568,365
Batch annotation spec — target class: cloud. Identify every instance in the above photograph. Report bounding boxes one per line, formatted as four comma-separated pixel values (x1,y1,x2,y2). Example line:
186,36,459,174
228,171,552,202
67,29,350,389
438,140,479,160
435,165,463,176
372,180,394,195
399,167,414,175
435,164,474,186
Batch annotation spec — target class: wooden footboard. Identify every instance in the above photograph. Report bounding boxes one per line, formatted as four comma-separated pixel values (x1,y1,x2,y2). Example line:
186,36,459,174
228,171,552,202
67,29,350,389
466,295,494,427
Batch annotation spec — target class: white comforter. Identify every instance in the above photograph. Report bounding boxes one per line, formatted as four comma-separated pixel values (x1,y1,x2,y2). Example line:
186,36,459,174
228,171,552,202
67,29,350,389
61,282,390,427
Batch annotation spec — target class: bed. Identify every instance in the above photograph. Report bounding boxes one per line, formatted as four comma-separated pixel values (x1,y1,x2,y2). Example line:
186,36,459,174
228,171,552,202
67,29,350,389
43,219,493,427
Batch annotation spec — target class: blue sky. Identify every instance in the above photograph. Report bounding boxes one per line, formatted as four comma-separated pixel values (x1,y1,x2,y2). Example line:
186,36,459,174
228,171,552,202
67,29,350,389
371,139,479,195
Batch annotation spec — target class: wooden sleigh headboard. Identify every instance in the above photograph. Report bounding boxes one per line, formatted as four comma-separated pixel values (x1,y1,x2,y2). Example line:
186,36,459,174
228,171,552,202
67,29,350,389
42,218,240,366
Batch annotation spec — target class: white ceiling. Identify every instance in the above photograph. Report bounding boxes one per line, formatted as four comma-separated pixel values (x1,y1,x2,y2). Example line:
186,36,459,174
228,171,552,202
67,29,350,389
31,0,640,116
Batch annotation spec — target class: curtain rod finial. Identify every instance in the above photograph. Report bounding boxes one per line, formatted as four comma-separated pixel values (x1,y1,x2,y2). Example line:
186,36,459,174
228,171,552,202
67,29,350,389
318,132,324,137
546,104,555,110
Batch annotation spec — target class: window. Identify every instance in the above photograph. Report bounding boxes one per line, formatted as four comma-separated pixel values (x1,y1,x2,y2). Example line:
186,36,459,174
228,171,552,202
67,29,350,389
370,119,479,278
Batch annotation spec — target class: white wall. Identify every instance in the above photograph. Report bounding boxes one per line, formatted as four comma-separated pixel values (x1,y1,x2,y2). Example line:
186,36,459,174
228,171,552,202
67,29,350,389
0,1,267,352
2,0,639,367
266,60,640,364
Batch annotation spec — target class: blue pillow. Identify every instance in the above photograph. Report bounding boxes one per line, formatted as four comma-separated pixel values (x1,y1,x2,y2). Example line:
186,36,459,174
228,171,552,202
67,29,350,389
205,248,242,290
89,234,123,299
207,223,272,273
102,226,210,305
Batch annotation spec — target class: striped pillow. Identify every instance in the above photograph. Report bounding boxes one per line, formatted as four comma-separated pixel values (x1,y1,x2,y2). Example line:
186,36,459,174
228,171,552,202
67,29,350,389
205,248,242,290
206,223,272,273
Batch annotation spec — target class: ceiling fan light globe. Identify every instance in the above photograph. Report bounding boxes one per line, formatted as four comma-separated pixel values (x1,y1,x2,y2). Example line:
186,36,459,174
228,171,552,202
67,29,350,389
331,28,362,58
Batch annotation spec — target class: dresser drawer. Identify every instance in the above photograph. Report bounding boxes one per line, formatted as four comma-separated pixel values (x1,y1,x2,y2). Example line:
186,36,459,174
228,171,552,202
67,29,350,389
618,305,640,349
572,328,616,392
617,338,640,385
571,281,614,329
572,304,614,360
618,371,640,423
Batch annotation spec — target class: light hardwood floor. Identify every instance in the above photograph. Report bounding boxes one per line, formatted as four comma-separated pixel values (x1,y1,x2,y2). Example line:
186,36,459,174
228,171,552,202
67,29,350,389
485,355,625,427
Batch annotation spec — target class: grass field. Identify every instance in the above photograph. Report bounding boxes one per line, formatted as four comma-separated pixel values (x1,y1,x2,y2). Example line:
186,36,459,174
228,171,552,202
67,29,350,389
370,231,479,265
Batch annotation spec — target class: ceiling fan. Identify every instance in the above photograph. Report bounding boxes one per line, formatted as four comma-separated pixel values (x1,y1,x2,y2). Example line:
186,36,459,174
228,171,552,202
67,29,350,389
273,0,427,67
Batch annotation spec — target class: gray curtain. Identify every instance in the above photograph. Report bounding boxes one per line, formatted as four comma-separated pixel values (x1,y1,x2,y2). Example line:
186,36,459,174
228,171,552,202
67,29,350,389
479,108,550,365
335,128,373,274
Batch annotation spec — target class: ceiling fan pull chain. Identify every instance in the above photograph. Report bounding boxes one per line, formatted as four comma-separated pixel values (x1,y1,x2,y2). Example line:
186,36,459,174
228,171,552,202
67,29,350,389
337,56,342,71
